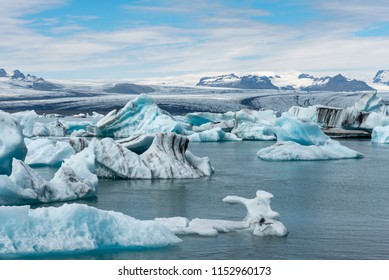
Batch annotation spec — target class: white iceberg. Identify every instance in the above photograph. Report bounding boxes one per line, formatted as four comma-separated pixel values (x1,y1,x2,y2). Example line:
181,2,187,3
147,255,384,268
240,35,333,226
0,203,180,256
0,111,27,175
257,116,363,160
188,127,241,142
231,109,276,140
12,110,37,137
95,94,184,137
94,133,214,179
0,145,97,205
371,126,389,143
24,138,75,166
155,190,287,237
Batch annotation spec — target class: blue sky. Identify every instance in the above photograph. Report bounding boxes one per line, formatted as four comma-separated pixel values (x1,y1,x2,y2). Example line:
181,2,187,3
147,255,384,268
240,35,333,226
0,0,388,81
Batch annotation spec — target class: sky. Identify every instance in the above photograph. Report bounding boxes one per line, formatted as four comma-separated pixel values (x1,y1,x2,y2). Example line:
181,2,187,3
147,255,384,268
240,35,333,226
0,0,388,82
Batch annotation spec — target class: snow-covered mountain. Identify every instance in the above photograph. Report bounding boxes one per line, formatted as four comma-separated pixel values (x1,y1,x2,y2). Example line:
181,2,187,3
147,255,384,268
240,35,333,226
0,68,155,94
197,72,375,92
0,68,62,91
197,74,278,90
373,70,389,86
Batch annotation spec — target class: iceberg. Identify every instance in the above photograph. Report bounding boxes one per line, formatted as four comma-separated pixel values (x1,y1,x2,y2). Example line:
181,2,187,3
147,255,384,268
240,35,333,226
140,133,214,178
24,138,75,166
94,94,184,137
0,111,27,175
371,126,389,143
94,133,214,179
0,145,97,205
12,110,37,137
231,109,276,140
257,116,363,160
155,190,287,237
0,203,180,256
188,127,241,142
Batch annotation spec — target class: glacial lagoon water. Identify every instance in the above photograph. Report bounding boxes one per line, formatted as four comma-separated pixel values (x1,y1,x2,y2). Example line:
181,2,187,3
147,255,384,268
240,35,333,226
25,140,389,259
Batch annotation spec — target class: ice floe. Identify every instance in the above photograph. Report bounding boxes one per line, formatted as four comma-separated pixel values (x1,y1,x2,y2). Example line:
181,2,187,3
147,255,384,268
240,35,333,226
257,116,363,160
0,203,180,256
0,145,97,205
155,190,287,237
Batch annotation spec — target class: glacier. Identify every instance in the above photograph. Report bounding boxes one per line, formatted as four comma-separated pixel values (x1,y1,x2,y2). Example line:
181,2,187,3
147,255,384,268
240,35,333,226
155,190,287,237
0,111,27,175
0,203,180,256
257,115,363,160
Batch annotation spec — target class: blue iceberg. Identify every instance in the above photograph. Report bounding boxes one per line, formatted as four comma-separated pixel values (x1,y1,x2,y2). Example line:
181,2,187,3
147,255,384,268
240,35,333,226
257,115,363,160
0,203,180,256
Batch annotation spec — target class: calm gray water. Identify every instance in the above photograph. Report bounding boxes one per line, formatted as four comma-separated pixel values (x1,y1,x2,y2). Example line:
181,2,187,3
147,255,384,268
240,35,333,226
29,140,389,259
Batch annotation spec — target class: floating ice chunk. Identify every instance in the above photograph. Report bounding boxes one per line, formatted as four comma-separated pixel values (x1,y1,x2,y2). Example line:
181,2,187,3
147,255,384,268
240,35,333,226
92,133,213,179
25,138,75,166
231,109,276,140
0,203,180,256
257,141,363,160
141,133,213,178
12,110,37,137
188,127,241,142
51,143,98,200
185,150,214,176
95,94,183,137
372,126,389,143
232,122,276,140
288,105,319,122
274,115,329,145
0,111,27,175
0,149,97,205
257,116,363,160
156,190,287,237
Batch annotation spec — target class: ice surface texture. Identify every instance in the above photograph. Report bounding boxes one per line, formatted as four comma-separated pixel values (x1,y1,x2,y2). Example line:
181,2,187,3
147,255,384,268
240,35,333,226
0,203,180,256
24,138,75,166
0,111,27,175
257,116,363,160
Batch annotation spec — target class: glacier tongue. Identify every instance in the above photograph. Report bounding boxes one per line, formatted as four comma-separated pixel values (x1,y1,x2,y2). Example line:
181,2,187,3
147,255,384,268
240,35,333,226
0,203,180,256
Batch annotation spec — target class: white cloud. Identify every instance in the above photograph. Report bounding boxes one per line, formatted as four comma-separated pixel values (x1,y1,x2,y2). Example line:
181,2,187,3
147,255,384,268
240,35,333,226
0,0,388,81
